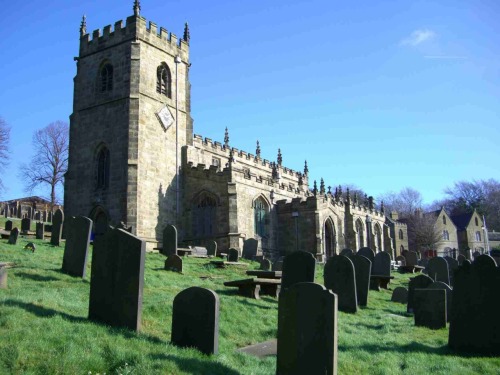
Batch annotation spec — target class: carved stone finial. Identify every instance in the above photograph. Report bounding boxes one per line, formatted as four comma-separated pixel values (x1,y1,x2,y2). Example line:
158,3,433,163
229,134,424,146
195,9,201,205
368,196,374,210
320,178,325,195
256,140,261,158
304,160,309,175
313,180,318,196
346,187,351,201
228,148,235,164
277,149,282,166
183,22,190,45
133,0,141,16
224,127,229,148
298,172,303,186
380,200,385,213
80,15,87,36
353,192,358,204
364,193,369,206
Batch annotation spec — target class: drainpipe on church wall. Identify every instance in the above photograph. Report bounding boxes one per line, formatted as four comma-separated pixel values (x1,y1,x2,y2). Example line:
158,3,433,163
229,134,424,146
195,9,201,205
175,55,181,225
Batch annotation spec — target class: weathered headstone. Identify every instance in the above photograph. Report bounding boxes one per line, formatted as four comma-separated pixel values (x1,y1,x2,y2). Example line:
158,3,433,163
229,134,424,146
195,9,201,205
35,222,45,240
407,274,434,313
171,287,219,355
339,248,353,257
324,255,357,313
404,251,419,267
8,227,19,245
21,218,31,234
395,255,406,266
281,251,316,290
426,257,450,285
260,258,271,271
242,238,258,260
206,240,217,257
162,224,177,256
372,251,391,277
191,246,208,256
88,228,146,331
414,288,447,329
428,281,452,320
277,282,337,375
449,256,500,355
391,287,408,303
5,220,13,231
227,248,239,262
165,254,183,272
350,254,371,307
61,216,93,278
50,209,64,246
357,247,375,265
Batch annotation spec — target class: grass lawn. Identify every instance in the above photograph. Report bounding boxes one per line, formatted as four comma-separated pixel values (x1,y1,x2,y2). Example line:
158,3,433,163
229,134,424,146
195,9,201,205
1,222,499,374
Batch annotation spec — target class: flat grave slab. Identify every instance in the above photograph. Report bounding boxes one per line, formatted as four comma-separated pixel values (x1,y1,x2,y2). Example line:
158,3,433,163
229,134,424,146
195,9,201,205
245,270,282,279
238,339,277,358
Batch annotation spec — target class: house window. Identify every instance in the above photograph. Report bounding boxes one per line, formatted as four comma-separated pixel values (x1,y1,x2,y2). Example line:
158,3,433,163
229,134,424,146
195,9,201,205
475,231,481,241
192,193,217,238
254,197,268,237
157,63,172,98
96,147,110,189
398,229,404,240
100,63,113,92
442,215,446,225
443,230,449,241
475,217,479,226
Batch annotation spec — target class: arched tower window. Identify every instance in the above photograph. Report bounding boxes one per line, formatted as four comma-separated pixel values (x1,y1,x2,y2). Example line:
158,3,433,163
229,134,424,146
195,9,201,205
398,229,404,240
254,197,269,238
96,146,110,189
157,63,172,98
192,192,217,238
100,63,113,92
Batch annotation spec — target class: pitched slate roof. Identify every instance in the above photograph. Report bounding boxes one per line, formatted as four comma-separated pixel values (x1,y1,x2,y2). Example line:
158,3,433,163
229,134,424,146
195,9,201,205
450,212,474,231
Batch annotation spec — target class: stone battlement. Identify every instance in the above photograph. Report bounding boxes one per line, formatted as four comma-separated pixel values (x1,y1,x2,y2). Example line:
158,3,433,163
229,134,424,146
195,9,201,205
80,15,188,57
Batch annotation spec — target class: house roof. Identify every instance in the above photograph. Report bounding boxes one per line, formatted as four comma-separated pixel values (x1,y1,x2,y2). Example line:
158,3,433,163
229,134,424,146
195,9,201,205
450,212,474,231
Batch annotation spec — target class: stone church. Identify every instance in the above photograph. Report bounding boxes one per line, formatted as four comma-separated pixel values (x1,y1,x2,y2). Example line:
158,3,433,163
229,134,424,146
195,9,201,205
64,1,399,260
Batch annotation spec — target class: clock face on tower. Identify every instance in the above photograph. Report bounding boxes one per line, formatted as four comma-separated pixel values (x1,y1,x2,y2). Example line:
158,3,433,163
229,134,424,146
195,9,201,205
156,106,174,132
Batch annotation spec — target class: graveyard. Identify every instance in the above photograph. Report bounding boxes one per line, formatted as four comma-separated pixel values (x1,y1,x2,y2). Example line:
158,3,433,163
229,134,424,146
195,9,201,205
0,218,499,374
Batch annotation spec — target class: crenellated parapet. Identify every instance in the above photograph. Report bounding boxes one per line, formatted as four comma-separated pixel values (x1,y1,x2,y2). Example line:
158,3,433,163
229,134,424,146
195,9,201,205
79,14,189,60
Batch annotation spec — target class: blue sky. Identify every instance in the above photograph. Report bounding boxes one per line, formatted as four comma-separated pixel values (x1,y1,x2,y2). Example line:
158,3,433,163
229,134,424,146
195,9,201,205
0,0,498,205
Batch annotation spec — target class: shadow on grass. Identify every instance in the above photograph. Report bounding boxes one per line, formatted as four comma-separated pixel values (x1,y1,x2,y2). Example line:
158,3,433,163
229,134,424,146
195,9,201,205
240,299,277,310
149,353,240,375
14,272,60,282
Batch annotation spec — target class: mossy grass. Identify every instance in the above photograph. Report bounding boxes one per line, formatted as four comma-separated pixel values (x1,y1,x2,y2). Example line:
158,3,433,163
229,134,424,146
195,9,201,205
1,230,499,374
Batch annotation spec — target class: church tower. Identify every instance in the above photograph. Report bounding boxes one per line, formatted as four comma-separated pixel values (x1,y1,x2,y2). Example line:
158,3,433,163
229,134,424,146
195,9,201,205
65,1,192,247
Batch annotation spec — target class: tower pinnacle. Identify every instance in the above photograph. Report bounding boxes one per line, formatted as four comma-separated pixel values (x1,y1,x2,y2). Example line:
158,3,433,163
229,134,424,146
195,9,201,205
133,0,141,16
224,127,229,148
183,22,190,45
80,15,87,37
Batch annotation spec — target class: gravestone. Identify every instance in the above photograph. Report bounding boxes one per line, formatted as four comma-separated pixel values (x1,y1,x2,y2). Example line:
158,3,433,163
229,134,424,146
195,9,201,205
372,251,391,277
61,216,93,278
273,259,284,271
457,254,466,266
339,248,353,257
191,246,208,256
407,274,434,313
165,254,183,273
428,281,452,320
449,255,500,355
357,247,375,265
50,209,64,246
227,248,239,262
162,224,177,256
426,257,450,285
444,256,459,287
277,282,337,375
395,255,406,266
260,258,271,271
391,287,408,303
21,218,31,234
414,288,447,329
206,240,217,257
88,228,146,331
5,220,13,231
171,287,219,355
473,253,496,269
8,227,19,245
324,255,357,313
242,238,258,260
350,254,371,306
281,251,316,290
35,222,45,240
404,251,419,267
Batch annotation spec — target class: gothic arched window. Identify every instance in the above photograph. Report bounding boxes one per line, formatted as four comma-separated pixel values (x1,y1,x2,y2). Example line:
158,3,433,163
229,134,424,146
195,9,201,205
192,192,217,238
157,63,172,98
100,63,113,92
443,230,450,241
254,197,269,238
96,146,110,189
399,229,404,240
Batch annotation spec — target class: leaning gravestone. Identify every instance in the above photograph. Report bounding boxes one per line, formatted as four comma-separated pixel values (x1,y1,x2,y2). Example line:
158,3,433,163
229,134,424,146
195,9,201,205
61,216,93,278
350,254,371,307
5,220,12,231
162,224,177,256
227,248,239,262
372,251,391,277
171,287,219,355
428,281,453,320
88,228,146,331
324,255,357,313
281,251,316,291
206,240,217,257
260,258,271,271
165,254,183,273
50,209,64,246
8,227,19,245
449,255,500,355
35,222,45,240
414,288,447,329
21,218,31,234
426,257,450,285
277,282,337,375
339,248,353,257
242,238,258,260
407,274,434,313
391,287,408,303
357,247,375,265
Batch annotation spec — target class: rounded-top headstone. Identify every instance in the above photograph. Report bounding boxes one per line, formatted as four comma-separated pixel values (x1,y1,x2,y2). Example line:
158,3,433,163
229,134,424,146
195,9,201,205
227,248,239,262
282,251,316,290
473,254,497,270
339,248,353,257
324,255,357,313
372,251,391,277
391,287,408,303
357,247,375,264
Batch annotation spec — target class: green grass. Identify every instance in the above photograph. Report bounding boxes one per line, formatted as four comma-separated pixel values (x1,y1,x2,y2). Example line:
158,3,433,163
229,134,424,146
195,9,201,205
1,231,499,374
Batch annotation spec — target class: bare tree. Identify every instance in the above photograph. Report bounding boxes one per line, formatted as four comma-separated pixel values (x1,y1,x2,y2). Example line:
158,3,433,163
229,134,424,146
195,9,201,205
0,116,11,192
19,121,69,211
378,187,423,218
405,213,443,253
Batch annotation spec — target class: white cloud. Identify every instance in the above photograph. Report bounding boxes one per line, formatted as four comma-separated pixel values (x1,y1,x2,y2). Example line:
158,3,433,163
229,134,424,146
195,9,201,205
400,29,435,46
